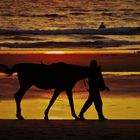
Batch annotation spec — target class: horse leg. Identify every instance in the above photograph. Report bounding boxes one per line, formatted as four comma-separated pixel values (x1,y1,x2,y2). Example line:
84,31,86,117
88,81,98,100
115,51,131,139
44,89,61,120
66,89,79,120
14,86,30,120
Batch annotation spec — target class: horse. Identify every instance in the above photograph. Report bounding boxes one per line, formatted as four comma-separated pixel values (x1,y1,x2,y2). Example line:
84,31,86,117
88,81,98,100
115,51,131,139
0,61,105,120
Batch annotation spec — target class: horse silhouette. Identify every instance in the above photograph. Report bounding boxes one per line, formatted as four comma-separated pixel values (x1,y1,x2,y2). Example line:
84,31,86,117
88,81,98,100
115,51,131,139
0,61,105,120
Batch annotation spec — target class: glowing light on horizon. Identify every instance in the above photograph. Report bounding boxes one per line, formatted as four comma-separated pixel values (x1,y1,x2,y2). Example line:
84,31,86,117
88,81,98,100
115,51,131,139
0,49,135,54
103,72,140,75
45,51,65,54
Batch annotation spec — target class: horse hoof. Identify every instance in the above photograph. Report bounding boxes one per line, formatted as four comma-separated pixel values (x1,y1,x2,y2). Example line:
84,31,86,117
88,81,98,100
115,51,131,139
99,117,108,121
78,116,86,120
16,114,25,120
44,116,48,120
78,115,86,120
74,116,81,120
18,116,25,120
79,117,86,120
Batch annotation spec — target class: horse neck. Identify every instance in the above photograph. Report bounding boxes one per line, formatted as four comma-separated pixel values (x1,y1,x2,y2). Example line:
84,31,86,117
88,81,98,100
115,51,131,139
77,66,90,80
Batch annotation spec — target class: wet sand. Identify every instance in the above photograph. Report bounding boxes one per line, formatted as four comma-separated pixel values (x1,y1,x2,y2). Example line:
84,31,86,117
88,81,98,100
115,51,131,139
0,120,139,140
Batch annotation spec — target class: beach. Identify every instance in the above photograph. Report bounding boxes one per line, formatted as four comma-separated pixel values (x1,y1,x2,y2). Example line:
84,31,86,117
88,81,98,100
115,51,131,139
0,0,140,139
0,120,139,139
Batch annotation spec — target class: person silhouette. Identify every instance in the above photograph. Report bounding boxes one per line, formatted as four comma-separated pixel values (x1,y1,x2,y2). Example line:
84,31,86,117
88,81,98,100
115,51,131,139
79,60,109,120
99,22,106,29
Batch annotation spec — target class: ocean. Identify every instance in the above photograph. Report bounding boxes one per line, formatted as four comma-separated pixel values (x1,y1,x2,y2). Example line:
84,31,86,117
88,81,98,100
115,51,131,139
0,0,140,51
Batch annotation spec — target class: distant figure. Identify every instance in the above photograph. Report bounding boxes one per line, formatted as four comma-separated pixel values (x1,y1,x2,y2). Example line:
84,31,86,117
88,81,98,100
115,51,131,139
79,60,110,120
99,22,106,29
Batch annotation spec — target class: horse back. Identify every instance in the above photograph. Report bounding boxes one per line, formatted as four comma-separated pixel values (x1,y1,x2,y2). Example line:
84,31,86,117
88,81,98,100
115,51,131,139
15,63,90,89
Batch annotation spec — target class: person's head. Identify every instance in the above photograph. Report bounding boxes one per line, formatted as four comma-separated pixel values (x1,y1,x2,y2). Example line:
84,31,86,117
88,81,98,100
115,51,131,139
90,60,98,69
89,62,106,90
101,22,104,25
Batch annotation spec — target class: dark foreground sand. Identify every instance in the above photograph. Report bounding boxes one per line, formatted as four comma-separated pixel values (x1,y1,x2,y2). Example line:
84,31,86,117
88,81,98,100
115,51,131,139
0,120,139,140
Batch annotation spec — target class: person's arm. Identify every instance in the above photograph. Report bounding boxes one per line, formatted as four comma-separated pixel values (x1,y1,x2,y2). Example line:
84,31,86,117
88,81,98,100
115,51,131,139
98,66,110,91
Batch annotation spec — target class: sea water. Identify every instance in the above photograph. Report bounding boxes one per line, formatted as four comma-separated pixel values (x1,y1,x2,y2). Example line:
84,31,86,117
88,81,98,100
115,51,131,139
0,0,140,51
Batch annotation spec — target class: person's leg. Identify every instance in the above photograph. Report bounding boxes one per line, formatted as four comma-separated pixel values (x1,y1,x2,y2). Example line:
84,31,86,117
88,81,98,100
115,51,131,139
79,94,94,120
93,90,107,120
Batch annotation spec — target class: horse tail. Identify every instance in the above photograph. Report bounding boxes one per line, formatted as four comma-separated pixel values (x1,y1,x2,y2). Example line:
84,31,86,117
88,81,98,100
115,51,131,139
0,64,17,76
